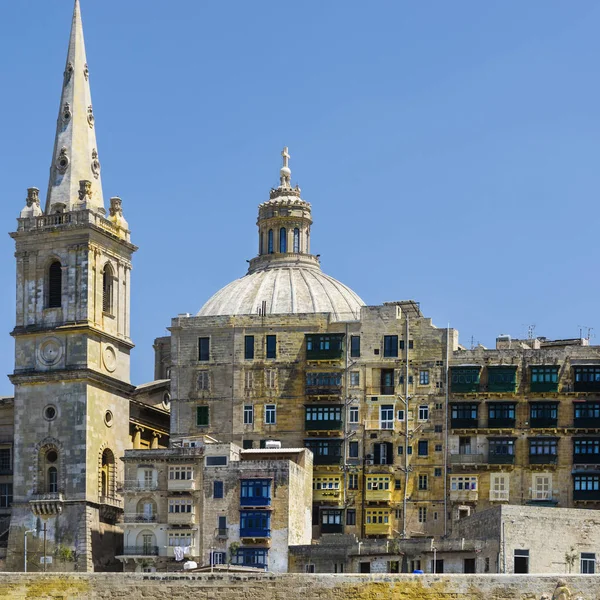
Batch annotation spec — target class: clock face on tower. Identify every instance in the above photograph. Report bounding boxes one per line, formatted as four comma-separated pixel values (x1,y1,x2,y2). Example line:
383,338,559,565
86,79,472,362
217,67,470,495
37,337,63,367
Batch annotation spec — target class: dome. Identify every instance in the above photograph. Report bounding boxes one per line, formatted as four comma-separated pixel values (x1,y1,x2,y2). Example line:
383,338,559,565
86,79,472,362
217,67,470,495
198,258,365,322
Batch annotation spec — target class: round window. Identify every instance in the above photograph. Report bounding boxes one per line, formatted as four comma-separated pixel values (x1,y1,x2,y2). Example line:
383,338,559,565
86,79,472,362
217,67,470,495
46,450,58,463
44,405,57,421
104,410,113,427
162,393,171,410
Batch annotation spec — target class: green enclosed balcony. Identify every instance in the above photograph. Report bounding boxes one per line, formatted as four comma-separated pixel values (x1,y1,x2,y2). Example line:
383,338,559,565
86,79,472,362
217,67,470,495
450,367,481,394
530,366,559,393
306,334,345,361
487,366,517,393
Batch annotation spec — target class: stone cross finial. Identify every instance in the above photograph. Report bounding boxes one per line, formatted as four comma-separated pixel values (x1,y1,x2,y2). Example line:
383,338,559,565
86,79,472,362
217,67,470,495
282,147,290,169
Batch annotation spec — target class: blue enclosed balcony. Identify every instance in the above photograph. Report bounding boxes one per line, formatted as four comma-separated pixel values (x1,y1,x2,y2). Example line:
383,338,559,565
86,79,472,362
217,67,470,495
240,511,271,538
240,479,271,507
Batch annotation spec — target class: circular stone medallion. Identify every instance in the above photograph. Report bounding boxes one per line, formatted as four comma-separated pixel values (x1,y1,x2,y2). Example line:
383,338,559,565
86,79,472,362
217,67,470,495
102,344,117,373
38,337,63,366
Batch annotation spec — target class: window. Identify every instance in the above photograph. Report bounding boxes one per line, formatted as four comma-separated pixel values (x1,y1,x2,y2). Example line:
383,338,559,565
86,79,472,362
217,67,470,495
293,228,300,253
244,336,254,360
233,548,268,569
198,337,210,361
488,403,516,422
47,261,62,308
206,455,227,466
417,440,429,456
321,509,342,525
397,446,403,455
305,564,315,573
305,372,342,390
196,406,209,427
529,438,558,460
197,371,210,391
242,439,254,449
349,406,359,423
348,474,358,490
575,402,600,421
418,405,429,421
373,442,393,465
244,405,254,425
346,509,356,526
532,474,552,500
169,498,193,513
434,468,442,477
450,367,481,392
450,476,477,491
350,336,361,358
241,479,271,504
365,509,390,525
418,507,427,523
380,405,394,429
306,334,345,359
211,552,226,566
313,477,340,491
266,335,277,359
490,473,509,501
435,444,442,452
265,369,276,389
530,403,558,426
169,532,193,547
419,371,429,385
383,335,398,358
279,227,287,253
348,441,359,458
409,340,414,349
581,553,596,574
397,409,405,421
0,448,11,474
102,263,114,314
169,466,193,480
305,405,342,426
399,340,405,350
213,481,224,498
268,229,274,253
240,510,270,535
0,483,13,508
48,466,58,493
451,404,478,420
350,371,360,387
574,438,600,457
434,426,443,434
244,370,254,389
531,366,559,384
488,367,517,392
489,438,515,458
418,474,428,490
264,404,276,425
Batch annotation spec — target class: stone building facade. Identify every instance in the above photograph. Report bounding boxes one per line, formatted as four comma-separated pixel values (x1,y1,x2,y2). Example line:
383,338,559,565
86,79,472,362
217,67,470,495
117,439,312,572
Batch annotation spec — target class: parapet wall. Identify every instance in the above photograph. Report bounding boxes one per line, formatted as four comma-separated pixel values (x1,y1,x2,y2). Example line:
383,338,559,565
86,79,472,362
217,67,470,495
0,573,596,600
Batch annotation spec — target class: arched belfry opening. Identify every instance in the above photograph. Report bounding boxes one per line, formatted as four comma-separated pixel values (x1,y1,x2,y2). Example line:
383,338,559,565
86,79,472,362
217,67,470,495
47,261,62,308
100,448,115,499
102,262,114,314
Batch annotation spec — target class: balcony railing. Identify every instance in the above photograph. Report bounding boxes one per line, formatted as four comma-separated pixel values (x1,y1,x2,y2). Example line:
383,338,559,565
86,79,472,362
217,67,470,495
118,480,159,492
529,418,558,429
574,417,600,428
449,453,484,465
321,523,343,534
487,418,516,428
573,490,600,501
240,528,271,538
529,454,558,465
167,479,196,492
124,513,157,523
240,496,271,507
98,495,122,508
121,546,159,556
488,454,515,465
529,489,555,501
167,512,196,525
0,468,13,476
449,489,478,502
305,419,343,431
573,381,600,393
313,489,341,502
451,419,479,429
217,528,228,539
312,454,343,466
305,385,342,397
530,382,558,393
489,490,509,502
574,453,600,464
367,387,395,396
364,522,391,536
365,420,396,431
365,488,392,503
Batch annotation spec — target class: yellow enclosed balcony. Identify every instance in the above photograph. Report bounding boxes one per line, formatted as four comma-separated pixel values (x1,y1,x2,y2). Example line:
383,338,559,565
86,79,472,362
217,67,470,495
167,497,195,525
167,511,196,526
364,509,391,536
167,466,195,491
313,476,341,502
365,476,392,503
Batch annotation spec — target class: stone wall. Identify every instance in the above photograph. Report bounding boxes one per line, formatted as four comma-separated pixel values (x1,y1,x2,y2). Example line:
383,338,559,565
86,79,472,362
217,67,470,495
0,573,597,599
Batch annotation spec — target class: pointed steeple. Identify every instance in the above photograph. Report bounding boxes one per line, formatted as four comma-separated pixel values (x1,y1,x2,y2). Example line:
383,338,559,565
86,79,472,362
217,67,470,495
45,0,104,214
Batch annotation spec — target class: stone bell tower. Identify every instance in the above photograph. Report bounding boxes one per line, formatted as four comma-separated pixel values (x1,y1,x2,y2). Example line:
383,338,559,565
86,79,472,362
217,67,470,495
6,0,137,572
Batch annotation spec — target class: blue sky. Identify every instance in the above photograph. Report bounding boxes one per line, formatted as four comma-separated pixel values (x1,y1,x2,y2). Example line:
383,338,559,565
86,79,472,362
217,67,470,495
0,1,599,393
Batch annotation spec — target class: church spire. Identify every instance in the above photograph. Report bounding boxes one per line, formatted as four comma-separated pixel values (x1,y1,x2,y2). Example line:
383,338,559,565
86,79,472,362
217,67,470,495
45,0,104,214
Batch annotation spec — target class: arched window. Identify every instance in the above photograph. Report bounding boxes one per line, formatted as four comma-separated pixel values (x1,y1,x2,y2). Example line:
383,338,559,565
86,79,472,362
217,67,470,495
100,448,115,499
279,228,287,253
268,229,274,254
293,228,300,253
102,263,114,314
48,467,58,493
47,261,62,308
137,498,157,522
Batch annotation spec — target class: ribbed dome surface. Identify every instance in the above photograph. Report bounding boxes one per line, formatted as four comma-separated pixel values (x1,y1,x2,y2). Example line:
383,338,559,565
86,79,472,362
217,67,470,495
198,262,365,322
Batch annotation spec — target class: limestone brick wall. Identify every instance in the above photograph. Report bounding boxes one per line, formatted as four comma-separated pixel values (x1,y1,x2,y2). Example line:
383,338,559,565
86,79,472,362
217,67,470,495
0,573,598,600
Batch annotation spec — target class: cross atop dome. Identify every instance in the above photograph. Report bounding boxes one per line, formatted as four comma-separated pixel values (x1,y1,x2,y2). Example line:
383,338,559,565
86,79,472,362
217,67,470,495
280,146,292,188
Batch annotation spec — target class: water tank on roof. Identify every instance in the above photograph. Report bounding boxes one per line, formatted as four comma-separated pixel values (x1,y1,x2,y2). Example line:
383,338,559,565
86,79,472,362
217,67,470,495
265,440,282,449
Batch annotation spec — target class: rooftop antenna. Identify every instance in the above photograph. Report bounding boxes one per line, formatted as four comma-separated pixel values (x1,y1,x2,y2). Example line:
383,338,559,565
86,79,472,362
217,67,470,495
522,324,536,340
578,325,594,341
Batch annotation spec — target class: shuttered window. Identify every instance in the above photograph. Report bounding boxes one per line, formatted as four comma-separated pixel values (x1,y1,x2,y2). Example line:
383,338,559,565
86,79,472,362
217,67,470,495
47,261,62,308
